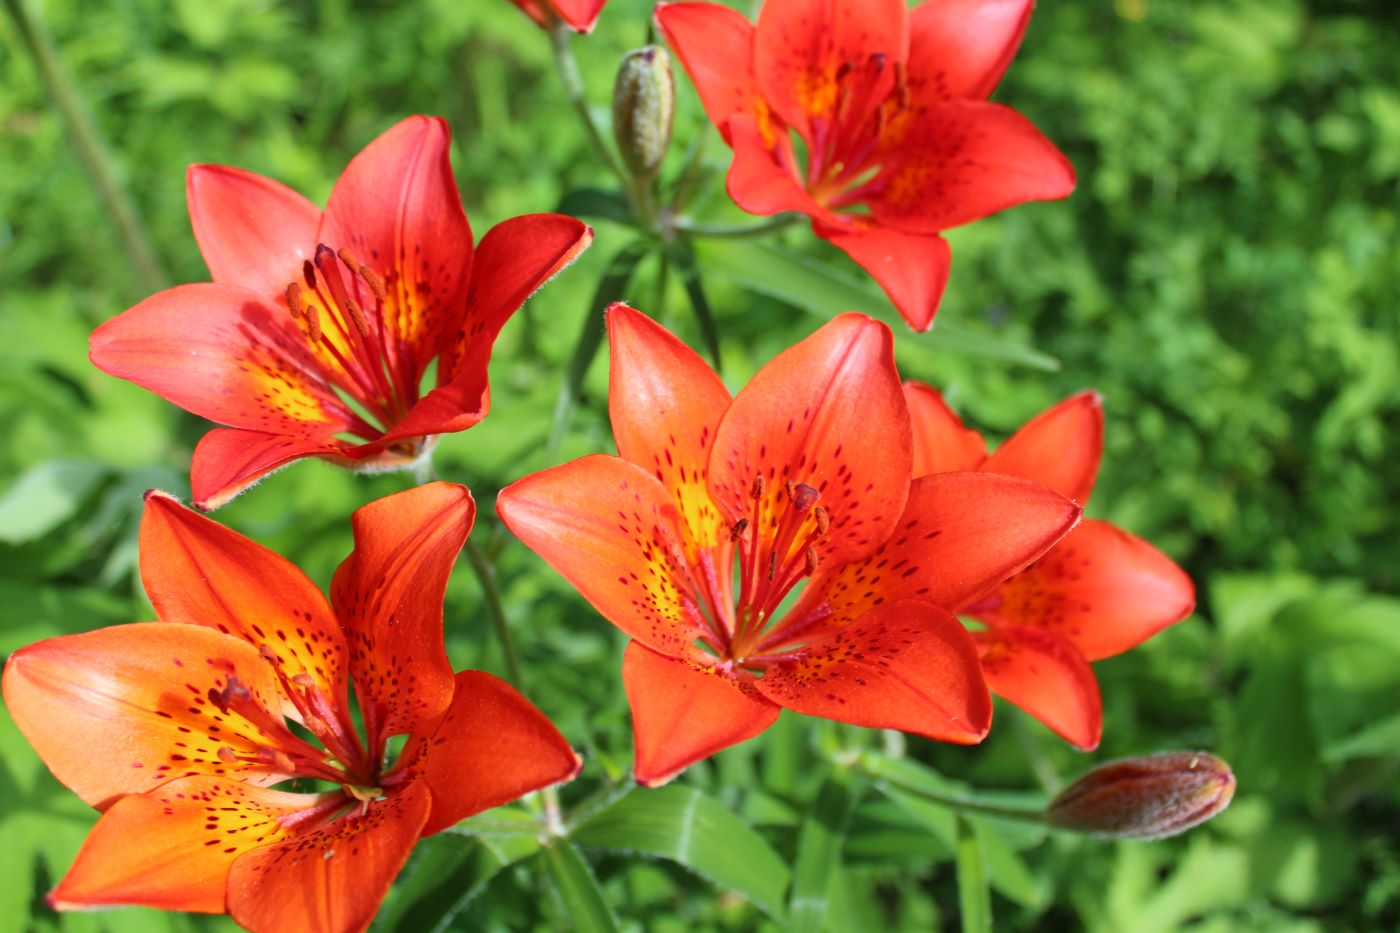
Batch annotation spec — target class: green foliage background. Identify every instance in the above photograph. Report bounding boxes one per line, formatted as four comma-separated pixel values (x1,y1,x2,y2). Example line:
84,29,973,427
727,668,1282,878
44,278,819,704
1,0,1397,929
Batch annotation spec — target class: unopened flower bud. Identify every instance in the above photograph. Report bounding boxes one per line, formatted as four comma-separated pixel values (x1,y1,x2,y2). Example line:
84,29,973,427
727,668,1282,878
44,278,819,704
612,45,674,181
1044,751,1235,840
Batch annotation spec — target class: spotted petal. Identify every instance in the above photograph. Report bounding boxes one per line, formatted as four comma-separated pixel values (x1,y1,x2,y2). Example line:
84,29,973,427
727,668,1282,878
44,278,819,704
411,671,581,835
498,454,713,660
330,483,473,755
190,428,359,512
227,780,430,933
49,776,317,914
971,519,1195,661
139,492,349,721
2,623,296,809
975,625,1102,750
756,600,991,743
607,304,732,553
708,313,912,569
624,641,781,786
906,0,1035,103
655,1,761,133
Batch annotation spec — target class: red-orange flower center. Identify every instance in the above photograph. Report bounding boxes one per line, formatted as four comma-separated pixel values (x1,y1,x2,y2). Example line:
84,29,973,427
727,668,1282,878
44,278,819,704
285,244,420,444
803,53,910,208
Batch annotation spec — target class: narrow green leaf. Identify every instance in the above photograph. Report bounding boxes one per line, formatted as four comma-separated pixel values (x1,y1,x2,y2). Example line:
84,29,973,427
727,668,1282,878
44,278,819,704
556,187,635,226
788,770,857,933
0,459,108,544
666,237,723,373
539,838,620,933
573,785,790,918
379,824,540,933
696,239,1060,371
956,815,992,933
548,241,652,453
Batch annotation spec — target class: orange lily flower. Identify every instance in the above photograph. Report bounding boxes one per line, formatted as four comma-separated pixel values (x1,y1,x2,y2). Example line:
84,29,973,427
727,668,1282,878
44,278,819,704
90,116,592,510
904,383,1196,750
498,305,1080,785
2,484,580,933
509,0,607,32
656,0,1075,331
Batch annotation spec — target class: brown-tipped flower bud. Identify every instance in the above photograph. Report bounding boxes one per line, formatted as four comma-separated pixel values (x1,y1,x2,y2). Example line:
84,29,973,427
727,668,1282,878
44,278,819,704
1044,751,1235,840
612,45,674,181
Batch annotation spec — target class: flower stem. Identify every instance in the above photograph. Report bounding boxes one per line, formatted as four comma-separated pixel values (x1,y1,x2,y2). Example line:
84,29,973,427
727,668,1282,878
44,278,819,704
671,213,802,239
463,536,524,688
3,0,167,296
858,758,1047,824
550,24,624,185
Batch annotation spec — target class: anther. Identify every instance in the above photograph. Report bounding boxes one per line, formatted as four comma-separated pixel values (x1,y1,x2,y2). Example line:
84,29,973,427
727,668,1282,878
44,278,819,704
304,304,322,343
208,676,251,715
292,672,316,688
784,480,796,501
286,283,305,320
805,546,820,575
814,506,830,536
768,551,778,581
302,260,317,290
259,645,279,663
344,298,372,337
217,746,238,763
792,483,820,511
836,60,854,81
359,266,387,302
730,518,749,541
751,476,766,499
336,247,360,270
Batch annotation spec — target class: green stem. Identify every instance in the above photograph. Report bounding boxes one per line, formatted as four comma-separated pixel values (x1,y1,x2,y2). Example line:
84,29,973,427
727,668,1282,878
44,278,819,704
862,764,1047,824
4,0,167,296
463,537,524,688
671,213,801,239
550,24,625,185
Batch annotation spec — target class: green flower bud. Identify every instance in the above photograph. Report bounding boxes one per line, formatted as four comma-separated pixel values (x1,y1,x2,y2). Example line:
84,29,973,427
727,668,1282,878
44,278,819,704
1045,751,1236,840
612,45,675,181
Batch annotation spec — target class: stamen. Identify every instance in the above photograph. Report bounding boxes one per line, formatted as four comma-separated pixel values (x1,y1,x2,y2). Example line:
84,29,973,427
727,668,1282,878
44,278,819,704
730,518,749,541
345,298,372,338
359,266,387,302
792,483,820,511
805,546,819,575
217,746,238,763
286,283,305,320
751,476,766,499
336,247,361,269
814,506,830,535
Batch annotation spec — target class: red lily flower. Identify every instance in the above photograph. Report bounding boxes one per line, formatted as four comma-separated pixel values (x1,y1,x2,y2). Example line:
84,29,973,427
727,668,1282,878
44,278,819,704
89,116,592,510
498,305,1080,785
904,382,1196,750
1,484,579,933
656,0,1075,331
509,0,607,32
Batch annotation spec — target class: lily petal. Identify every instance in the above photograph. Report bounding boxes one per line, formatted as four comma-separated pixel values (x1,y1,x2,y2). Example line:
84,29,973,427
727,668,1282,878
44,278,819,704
781,472,1081,644
89,283,352,435
982,390,1103,503
756,600,991,743
623,641,780,787
974,625,1102,750
708,313,912,568
330,483,473,754
412,671,581,835
227,780,430,933
186,164,320,300
814,223,951,332
320,116,474,388
49,776,316,914
140,492,349,715
191,428,359,512
903,381,988,475
972,519,1195,662
607,304,732,552
725,113,831,220
752,0,909,143
655,1,760,133
906,0,1035,102
2,623,295,809
550,0,607,32
870,101,1075,235
498,455,713,659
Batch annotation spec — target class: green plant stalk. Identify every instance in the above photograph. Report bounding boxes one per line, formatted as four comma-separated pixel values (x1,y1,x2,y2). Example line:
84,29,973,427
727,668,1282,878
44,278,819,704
863,763,1048,824
672,213,801,239
3,0,167,295
462,537,524,688
550,24,625,186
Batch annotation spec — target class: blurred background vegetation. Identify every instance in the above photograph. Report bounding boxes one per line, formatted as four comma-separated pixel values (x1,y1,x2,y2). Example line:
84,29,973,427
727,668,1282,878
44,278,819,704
1,0,1397,930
